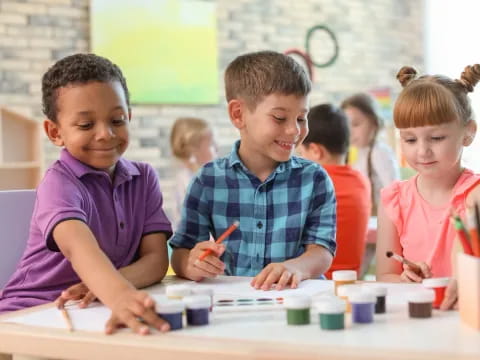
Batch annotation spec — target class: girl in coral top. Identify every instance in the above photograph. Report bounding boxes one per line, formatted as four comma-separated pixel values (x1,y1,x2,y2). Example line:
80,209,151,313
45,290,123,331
376,64,480,289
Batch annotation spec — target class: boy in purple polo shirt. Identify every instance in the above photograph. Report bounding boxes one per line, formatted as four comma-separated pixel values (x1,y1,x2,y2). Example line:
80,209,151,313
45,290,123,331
0,54,172,335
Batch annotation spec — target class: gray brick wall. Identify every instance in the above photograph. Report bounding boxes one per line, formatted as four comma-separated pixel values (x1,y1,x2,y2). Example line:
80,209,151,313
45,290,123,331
0,0,424,220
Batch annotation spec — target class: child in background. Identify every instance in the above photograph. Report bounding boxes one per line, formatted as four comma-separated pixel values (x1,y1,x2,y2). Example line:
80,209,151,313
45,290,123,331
341,93,400,214
376,65,480,290
0,54,172,334
170,51,336,290
169,117,217,229
298,104,371,279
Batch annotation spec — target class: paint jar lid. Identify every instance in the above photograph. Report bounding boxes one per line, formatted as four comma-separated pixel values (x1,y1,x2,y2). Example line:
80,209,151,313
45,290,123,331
311,292,337,303
314,298,346,314
407,289,435,303
348,292,376,304
422,277,450,288
363,284,387,296
183,295,211,309
165,284,191,297
337,284,363,298
332,270,357,281
191,287,214,296
155,299,185,314
284,296,311,309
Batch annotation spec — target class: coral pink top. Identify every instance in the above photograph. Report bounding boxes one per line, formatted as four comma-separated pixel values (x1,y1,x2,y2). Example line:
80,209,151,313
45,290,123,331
381,169,480,277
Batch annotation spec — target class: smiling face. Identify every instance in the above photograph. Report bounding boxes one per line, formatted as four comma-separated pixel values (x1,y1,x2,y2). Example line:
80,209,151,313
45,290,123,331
231,93,309,175
399,120,474,178
44,81,130,175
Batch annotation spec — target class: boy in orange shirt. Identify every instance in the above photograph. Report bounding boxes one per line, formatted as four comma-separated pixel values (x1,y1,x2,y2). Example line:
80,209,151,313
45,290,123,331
298,104,371,278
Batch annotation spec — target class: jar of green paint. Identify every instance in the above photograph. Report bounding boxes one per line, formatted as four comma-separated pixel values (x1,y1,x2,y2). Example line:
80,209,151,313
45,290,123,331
284,296,311,325
315,298,346,330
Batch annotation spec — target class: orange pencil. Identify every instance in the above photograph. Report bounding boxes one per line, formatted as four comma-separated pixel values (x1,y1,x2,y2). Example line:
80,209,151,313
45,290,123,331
469,205,480,257
198,220,240,261
451,210,474,256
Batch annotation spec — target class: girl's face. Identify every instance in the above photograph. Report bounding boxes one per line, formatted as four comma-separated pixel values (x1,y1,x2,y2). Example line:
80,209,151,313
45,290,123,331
345,106,377,148
191,130,218,166
399,120,475,178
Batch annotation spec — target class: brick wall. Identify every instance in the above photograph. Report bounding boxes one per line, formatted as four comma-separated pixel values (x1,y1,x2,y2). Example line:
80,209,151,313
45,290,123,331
0,0,424,219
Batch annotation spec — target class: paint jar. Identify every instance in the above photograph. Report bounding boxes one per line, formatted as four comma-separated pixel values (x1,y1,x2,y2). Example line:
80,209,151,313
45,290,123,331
422,277,450,309
332,270,357,295
165,284,191,300
315,298,346,330
363,284,388,314
337,284,362,313
407,290,435,318
191,287,214,311
156,300,185,330
349,292,376,324
284,296,311,325
183,295,211,326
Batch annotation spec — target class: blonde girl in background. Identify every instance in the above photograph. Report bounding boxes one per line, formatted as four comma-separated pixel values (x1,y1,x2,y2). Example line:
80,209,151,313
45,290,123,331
170,117,218,229
376,65,480,302
341,93,400,214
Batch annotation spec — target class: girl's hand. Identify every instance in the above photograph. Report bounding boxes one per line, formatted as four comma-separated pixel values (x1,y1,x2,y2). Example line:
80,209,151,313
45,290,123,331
400,261,432,282
55,282,97,309
105,289,169,335
251,263,303,291
186,241,226,281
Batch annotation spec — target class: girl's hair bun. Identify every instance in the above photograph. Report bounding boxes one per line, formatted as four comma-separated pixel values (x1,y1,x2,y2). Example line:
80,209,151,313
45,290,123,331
396,66,417,88
457,64,480,93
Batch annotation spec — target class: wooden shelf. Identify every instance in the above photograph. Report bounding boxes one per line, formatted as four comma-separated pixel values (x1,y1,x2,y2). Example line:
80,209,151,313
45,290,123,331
0,107,43,190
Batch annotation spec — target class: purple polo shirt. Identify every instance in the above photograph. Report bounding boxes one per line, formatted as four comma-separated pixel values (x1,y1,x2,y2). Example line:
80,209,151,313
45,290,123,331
0,149,172,313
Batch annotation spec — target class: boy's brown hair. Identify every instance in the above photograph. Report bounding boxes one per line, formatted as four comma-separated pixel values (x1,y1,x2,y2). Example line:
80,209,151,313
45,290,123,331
224,50,311,110
394,64,480,128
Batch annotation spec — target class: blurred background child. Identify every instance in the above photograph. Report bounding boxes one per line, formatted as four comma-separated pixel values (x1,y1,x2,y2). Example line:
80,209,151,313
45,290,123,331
169,117,217,229
298,104,371,279
341,93,400,215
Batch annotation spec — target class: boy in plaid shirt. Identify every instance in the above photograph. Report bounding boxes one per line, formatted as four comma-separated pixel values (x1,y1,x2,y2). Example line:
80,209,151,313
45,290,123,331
170,51,336,290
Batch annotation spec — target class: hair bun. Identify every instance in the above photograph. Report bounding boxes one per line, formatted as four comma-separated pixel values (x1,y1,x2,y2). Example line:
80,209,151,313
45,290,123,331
396,66,417,88
457,64,480,93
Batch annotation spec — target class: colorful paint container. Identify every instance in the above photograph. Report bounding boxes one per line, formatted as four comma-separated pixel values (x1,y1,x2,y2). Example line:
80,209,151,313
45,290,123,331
363,285,388,314
407,290,435,318
349,292,376,324
191,287,214,311
332,270,357,295
422,277,450,309
284,296,311,325
183,295,211,326
155,300,185,330
337,284,362,313
165,284,191,300
315,298,346,330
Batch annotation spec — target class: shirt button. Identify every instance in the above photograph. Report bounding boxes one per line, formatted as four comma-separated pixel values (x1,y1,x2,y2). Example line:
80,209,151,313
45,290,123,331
119,222,125,229
257,221,263,229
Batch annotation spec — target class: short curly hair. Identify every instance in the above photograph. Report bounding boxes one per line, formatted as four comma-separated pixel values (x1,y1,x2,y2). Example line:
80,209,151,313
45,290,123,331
42,53,130,122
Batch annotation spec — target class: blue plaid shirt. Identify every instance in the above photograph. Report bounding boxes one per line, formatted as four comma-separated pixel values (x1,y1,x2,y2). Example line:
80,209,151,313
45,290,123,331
170,140,337,276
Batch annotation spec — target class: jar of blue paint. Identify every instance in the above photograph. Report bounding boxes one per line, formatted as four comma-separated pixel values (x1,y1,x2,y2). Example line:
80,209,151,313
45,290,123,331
155,300,185,330
183,295,211,326
349,292,376,324
191,287,214,311
314,298,346,330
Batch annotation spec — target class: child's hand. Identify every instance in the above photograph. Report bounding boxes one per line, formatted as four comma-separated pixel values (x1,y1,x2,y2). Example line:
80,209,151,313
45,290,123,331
440,279,458,310
186,241,226,281
55,282,97,309
251,263,303,291
105,289,169,335
400,261,432,282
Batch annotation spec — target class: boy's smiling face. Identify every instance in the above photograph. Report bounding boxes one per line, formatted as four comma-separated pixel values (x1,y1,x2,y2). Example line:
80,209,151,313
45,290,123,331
44,81,130,175
230,93,309,177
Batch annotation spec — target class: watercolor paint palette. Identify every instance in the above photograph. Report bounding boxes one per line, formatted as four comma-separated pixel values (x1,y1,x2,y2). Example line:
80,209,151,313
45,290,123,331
213,297,285,312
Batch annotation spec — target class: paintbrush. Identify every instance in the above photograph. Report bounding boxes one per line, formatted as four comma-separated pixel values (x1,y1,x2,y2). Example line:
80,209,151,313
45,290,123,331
385,251,422,273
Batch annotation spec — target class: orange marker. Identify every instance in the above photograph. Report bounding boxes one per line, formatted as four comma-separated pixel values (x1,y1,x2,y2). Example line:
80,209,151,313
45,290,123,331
198,220,240,261
469,205,480,257
451,211,474,256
